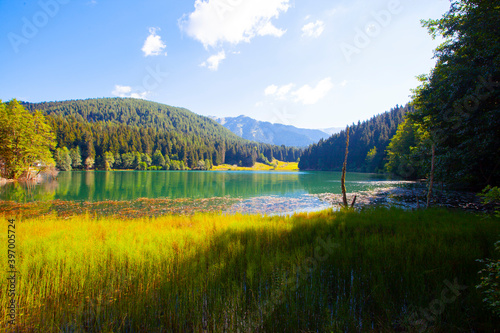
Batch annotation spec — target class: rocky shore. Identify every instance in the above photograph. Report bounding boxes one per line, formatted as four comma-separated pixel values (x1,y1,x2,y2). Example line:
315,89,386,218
314,186,487,212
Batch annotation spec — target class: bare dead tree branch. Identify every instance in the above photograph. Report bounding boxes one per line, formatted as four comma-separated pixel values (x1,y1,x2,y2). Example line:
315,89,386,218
341,127,349,208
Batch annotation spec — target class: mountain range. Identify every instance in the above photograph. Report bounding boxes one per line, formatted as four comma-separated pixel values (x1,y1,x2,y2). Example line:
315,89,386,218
212,115,342,147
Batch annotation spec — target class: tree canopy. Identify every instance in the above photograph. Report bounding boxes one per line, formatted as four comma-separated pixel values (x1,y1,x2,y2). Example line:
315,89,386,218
385,117,430,179
410,0,500,188
23,98,301,171
299,105,409,172
0,99,56,179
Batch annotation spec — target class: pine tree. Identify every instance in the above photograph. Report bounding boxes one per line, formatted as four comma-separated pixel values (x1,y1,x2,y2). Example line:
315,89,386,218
103,152,115,170
152,149,166,167
55,147,72,171
70,147,82,169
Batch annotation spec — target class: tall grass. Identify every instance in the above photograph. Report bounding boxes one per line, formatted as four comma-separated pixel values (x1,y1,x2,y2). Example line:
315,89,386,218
1,208,499,332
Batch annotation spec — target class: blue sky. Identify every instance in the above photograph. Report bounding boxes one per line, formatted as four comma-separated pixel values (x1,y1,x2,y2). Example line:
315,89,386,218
0,0,451,129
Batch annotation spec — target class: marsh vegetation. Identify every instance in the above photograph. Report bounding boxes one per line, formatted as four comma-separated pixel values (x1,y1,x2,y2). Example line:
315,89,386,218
1,208,499,331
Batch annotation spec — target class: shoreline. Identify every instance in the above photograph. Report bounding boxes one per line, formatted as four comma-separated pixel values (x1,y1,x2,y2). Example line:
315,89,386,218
2,189,489,220
313,186,485,212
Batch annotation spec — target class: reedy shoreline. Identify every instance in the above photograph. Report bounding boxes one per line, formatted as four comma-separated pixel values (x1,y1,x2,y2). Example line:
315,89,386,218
1,208,499,331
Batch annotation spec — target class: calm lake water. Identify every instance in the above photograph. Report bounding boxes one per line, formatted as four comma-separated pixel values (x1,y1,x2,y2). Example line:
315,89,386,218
0,171,406,214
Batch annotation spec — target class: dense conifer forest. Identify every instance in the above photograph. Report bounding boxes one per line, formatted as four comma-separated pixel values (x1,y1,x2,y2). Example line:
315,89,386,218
22,98,302,170
298,105,409,172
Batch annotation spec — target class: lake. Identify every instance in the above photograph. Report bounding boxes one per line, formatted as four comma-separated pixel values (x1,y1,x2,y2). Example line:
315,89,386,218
0,171,408,215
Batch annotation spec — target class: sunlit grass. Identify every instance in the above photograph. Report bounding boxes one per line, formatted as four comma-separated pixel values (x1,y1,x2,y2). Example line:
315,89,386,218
1,208,499,331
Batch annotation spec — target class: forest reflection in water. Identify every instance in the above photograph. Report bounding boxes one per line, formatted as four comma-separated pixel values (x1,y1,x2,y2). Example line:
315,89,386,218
0,171,405,215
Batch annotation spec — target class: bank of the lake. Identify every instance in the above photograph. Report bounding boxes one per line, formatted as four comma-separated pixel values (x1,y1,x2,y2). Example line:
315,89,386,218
1,208,499,332
0,169,488,217
0,170,406,214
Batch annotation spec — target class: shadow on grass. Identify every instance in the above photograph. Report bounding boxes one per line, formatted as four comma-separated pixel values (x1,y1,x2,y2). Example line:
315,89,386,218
10,208,500,332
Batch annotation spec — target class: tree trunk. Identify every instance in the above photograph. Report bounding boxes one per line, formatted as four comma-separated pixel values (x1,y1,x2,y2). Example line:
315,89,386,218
427,144,436,209
341,127,350,207
350,195,357,208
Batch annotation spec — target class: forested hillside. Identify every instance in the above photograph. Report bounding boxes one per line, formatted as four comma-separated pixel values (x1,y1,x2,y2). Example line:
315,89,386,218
22,98,301,171
298,105,410,172
24,98,242,141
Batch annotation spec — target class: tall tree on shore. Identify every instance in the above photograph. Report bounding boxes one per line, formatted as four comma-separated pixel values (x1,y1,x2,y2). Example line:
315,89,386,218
410,0,500,188
70,147,82,169
0,100,56,179
55,147,72,171
341,127,349,207
385,117,430,179
427,144,436,208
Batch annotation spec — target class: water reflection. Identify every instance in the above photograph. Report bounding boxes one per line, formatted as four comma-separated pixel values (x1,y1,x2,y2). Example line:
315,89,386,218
0,179,57,202
298,171,394,195
0,170,399,203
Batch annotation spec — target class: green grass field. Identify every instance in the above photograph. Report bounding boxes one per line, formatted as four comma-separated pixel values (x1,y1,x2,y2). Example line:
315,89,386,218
1,208,499,332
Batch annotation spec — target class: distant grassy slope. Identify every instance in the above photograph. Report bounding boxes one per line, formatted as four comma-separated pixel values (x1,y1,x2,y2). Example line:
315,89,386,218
212,161,299,171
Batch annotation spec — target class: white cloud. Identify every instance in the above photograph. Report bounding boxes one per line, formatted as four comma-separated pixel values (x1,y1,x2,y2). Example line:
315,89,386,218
180,0,290,48
292,78,333,105
264,84,278,95
264,83,294,99
276,83,294,99
257,21,286,37
142,27,167,57
302,20,325,38
112,85,148,99
265,78,334,105
201,50,226,71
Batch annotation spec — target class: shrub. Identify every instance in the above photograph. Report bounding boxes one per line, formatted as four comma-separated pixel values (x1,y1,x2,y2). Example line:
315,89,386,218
476,240,500,318
479,186,500,217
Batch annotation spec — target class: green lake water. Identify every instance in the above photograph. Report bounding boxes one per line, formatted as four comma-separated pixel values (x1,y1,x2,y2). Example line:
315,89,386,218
0,171,407,214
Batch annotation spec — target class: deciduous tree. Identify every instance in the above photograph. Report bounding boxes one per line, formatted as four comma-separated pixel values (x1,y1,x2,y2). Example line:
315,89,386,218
0,100,56,179
411,0,500,188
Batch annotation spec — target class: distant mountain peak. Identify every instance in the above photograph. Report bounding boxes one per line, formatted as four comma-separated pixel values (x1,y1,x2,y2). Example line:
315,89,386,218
212,115,338,147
